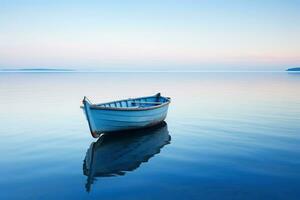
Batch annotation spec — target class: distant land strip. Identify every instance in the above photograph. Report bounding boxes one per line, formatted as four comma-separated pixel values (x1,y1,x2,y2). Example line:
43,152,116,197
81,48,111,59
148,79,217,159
286,67,300,71
0,68,75,72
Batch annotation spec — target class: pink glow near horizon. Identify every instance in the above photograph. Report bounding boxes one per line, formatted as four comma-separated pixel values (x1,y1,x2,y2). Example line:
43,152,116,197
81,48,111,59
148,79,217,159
0,1,299,69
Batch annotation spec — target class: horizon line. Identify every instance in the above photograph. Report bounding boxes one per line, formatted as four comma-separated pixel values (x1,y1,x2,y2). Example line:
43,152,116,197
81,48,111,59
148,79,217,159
0,69,296,73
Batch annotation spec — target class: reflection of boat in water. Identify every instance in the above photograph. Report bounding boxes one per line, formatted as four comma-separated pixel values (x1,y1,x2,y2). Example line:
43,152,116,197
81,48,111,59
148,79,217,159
83,122,171,192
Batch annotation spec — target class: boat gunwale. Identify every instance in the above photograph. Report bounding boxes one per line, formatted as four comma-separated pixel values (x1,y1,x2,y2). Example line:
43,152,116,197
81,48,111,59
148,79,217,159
89,95,170,111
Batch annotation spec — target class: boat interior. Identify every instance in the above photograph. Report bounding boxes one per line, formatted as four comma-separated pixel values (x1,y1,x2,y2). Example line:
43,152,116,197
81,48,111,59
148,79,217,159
95,95,169,109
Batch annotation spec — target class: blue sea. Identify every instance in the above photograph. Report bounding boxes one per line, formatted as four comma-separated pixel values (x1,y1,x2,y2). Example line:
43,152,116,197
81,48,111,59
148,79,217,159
0,72,299,200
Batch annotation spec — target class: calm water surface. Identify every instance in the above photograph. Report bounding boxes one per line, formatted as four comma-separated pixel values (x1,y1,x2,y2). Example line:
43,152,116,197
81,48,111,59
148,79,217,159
0,72,299,199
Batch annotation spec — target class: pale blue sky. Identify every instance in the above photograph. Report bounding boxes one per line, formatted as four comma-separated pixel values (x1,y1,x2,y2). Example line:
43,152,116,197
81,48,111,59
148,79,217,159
0,0,299,70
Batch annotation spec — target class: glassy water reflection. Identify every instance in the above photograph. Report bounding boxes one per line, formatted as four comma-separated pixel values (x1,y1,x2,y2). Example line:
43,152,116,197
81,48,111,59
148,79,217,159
83,122,170,192
0,72,300,199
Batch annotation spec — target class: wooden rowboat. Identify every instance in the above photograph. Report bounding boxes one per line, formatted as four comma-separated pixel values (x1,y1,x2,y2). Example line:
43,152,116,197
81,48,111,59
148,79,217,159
82,93,171,138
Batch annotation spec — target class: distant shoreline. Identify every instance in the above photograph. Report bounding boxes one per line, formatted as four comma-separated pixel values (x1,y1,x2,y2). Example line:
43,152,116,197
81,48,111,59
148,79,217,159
286,67,300,72
0,68,75,72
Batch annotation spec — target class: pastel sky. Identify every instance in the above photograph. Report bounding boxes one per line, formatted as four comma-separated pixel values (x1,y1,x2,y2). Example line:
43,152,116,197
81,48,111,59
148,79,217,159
0,0,299,70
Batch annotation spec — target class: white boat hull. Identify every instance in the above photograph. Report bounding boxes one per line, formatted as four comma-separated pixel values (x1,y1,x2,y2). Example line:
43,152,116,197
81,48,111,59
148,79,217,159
82,94,170,137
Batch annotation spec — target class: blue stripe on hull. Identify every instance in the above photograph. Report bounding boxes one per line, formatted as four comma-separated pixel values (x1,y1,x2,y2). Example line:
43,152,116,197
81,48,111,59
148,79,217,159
90,107,168,122
90,107,168,117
